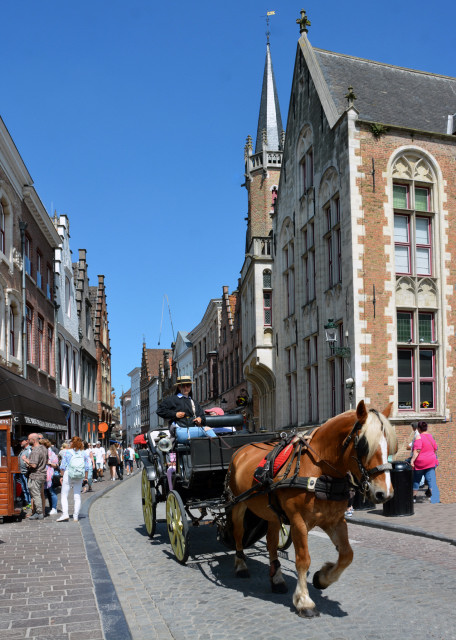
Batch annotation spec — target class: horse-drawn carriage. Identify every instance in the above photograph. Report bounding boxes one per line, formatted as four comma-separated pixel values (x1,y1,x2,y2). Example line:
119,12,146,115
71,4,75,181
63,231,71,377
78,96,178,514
139,415,291,564
139,402,397,617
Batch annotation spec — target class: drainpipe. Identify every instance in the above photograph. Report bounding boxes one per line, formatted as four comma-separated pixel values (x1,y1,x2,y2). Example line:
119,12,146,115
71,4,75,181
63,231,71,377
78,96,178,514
19,221,27,378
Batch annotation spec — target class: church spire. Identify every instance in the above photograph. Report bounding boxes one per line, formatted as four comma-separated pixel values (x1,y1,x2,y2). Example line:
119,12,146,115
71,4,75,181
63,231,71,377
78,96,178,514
255,42,284,154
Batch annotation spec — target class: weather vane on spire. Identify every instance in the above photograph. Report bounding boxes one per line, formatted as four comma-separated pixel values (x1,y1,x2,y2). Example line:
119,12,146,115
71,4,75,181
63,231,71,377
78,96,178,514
265,10,275,44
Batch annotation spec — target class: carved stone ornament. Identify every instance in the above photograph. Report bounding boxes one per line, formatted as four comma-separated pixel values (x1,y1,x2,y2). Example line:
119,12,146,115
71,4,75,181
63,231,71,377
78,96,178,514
13,248,22,270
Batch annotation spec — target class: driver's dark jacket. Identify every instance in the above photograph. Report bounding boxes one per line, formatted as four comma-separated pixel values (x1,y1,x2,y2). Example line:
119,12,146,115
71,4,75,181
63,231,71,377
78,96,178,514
156,394,206,431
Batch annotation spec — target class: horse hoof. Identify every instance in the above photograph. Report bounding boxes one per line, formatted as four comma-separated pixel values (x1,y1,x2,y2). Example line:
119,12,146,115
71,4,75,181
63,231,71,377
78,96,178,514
271,581,288,594
298,607,320,618
312,570,327,590
236,569,250,579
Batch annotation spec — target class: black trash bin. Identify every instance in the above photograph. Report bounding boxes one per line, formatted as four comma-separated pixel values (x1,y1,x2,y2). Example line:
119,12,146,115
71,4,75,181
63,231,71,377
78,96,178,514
382,460,414,517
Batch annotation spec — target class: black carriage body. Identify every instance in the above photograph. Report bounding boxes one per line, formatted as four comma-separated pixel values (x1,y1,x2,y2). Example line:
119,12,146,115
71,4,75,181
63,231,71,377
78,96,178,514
140,418,282,561
175,431,276,503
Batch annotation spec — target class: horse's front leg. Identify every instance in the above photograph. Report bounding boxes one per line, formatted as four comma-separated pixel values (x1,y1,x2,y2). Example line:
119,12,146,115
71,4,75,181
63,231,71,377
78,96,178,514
266,520,288,593
313,517,354,590
232,502,249,578
291,518,319,618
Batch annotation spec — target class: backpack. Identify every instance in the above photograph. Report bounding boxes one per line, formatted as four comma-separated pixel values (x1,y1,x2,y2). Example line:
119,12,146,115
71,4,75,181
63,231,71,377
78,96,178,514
124,448,130,461
68,450,85,480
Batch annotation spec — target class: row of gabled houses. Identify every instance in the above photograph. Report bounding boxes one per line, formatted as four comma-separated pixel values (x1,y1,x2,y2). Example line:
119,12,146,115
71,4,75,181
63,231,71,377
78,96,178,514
0,115,114,445
121,12,456,502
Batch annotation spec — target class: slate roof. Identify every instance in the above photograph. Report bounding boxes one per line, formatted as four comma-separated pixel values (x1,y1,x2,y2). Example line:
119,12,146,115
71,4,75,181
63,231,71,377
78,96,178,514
255,43,285,153
314,48,456,134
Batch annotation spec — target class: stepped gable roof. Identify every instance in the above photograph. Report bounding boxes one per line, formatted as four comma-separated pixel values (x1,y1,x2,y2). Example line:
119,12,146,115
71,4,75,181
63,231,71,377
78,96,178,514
313,48,456,134
255,43,285,153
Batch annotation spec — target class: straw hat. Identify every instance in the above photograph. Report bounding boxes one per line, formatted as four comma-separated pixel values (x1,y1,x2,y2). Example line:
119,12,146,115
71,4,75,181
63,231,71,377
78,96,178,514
174,375,194,388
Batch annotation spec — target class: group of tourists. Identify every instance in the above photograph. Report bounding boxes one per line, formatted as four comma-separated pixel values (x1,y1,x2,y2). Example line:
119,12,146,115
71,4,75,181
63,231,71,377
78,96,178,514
16,436,142,522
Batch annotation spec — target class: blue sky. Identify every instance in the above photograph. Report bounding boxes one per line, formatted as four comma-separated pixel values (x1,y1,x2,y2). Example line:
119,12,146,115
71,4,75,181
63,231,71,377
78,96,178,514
2,1,454,403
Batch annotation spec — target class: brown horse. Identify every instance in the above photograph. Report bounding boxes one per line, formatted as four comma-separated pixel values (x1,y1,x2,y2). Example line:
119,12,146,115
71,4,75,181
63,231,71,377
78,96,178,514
228,401,397,618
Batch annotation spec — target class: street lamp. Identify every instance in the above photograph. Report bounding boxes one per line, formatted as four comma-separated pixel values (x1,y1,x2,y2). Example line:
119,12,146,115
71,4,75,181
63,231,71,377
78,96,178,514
325,319,351,358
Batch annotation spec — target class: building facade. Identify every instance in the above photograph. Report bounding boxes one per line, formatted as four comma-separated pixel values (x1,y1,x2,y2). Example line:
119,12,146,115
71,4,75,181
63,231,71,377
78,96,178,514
188,299,222,407
0,116,67,438
216,285,248,417
272,16,456,501
54,215,82,438
74,248,98,442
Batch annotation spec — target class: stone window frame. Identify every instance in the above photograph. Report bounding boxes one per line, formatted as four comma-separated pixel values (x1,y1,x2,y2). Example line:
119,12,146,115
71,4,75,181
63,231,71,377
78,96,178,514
389,149,442,415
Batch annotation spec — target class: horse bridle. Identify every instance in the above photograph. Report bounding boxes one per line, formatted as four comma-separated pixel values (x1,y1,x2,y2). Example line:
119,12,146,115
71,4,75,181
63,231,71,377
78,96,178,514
342,409,393,495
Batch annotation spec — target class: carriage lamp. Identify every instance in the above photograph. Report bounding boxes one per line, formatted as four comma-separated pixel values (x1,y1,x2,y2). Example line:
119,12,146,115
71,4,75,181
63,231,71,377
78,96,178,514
345,378,354,390
324,319,338,344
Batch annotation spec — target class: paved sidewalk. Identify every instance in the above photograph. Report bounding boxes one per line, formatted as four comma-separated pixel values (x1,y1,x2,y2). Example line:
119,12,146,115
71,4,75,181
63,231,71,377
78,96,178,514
0,469,139,640
348,497,456,545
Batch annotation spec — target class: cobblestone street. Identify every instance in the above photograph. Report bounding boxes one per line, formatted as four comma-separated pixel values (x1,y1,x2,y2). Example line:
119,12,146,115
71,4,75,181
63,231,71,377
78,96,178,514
90,474,456,640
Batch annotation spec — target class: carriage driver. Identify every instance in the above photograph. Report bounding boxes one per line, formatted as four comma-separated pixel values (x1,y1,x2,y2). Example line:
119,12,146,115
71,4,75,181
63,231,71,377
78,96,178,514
156,376,217,443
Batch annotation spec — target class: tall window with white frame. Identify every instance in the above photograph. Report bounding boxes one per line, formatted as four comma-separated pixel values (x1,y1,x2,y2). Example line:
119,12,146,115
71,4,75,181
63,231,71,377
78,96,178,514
263,269,272,326
393,154,438,413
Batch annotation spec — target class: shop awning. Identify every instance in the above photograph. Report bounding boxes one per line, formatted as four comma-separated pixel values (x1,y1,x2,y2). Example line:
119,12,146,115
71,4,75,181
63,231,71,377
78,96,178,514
133,433,147,445
0,367,68,432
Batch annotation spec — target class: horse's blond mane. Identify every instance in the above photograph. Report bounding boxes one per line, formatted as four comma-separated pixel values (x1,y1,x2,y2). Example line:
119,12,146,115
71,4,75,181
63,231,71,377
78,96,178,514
362,410,398,461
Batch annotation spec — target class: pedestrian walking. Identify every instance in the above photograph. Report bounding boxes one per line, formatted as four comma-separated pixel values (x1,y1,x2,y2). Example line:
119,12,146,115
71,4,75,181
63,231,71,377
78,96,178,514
16,438,31,509
82,441,95,492
107,444,119,481
124,444,135,476
22,433,47,520
411,421,440,504
57,436,90,522
93,442,106,481
115,442,124,480
40,438,59,515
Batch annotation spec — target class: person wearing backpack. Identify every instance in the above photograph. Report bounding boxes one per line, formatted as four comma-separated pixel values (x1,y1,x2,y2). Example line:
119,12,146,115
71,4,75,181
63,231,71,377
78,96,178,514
57,436,90,522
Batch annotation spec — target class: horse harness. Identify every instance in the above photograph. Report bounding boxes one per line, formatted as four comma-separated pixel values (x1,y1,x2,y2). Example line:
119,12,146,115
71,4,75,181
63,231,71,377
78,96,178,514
342,408,393,497
224,410,392,509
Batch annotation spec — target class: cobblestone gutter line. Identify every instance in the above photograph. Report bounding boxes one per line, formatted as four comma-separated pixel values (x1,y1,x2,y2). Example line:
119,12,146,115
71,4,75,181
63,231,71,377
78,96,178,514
87,477,174,640
79,482,133,640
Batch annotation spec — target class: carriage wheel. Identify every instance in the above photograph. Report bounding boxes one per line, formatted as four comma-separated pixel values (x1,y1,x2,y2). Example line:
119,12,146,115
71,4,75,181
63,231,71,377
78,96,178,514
141,468,157,538
277,523,292,551
166,490,189,564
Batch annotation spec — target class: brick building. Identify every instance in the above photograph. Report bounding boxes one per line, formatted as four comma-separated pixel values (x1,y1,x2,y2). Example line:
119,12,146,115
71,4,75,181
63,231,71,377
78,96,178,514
90,275,113,431
272,14,456,501
216,285,247,416
140,343,165,433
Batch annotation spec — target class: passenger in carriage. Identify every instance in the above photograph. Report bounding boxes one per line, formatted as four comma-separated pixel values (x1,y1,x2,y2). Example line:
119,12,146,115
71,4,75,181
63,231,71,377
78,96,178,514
156,375,217,444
